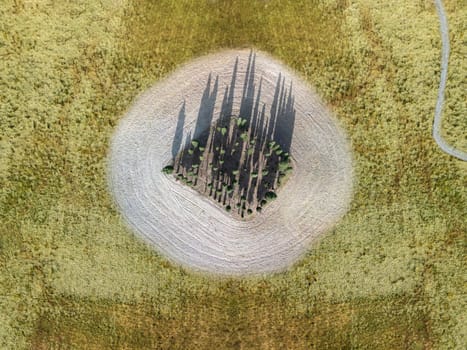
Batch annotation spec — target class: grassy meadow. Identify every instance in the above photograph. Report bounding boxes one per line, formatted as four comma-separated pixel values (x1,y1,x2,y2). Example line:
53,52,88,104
1,0,465,349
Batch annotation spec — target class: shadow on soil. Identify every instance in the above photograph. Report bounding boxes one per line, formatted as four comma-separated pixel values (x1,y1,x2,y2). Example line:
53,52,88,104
169,51,296,217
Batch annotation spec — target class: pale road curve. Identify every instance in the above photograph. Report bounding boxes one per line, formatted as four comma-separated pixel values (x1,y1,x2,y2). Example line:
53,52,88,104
433,0,467,161
108,49,353,276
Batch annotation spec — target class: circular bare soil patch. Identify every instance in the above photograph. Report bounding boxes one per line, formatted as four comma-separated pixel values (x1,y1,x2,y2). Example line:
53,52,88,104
108,49,353,276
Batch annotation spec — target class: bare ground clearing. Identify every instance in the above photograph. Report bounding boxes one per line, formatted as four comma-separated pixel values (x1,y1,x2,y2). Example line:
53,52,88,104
108,49,353,275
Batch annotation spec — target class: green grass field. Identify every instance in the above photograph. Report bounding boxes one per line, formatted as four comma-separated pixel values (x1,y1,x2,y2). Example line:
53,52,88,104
1,0,465,349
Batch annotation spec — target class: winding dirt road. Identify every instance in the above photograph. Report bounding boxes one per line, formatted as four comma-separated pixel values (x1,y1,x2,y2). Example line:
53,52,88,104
433,0,466,161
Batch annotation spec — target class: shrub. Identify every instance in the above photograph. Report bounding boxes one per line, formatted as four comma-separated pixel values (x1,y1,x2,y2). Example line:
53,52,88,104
279,160,290,172
199,146,205,151
247,209,253,215
256,206,262,212
225,205,231,212
188,149,194,155
236,117,247,127
236,203,241,208
264,191,277,200
221,127,227,136
251,172,258,178
232,170,239,175
262,170,269,176
191,140,199,148
247,148,254,155
162,165,174,174
260,199,267,206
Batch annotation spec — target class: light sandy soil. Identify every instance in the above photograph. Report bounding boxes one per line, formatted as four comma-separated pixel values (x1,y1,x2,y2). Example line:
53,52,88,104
108,49,353,276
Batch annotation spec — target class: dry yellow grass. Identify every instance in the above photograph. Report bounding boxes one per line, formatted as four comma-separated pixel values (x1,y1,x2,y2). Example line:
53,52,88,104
0,0,465,349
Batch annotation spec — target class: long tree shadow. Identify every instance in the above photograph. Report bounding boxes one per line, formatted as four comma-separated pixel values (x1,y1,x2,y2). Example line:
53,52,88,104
166,51,296,218
171,100,185,172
